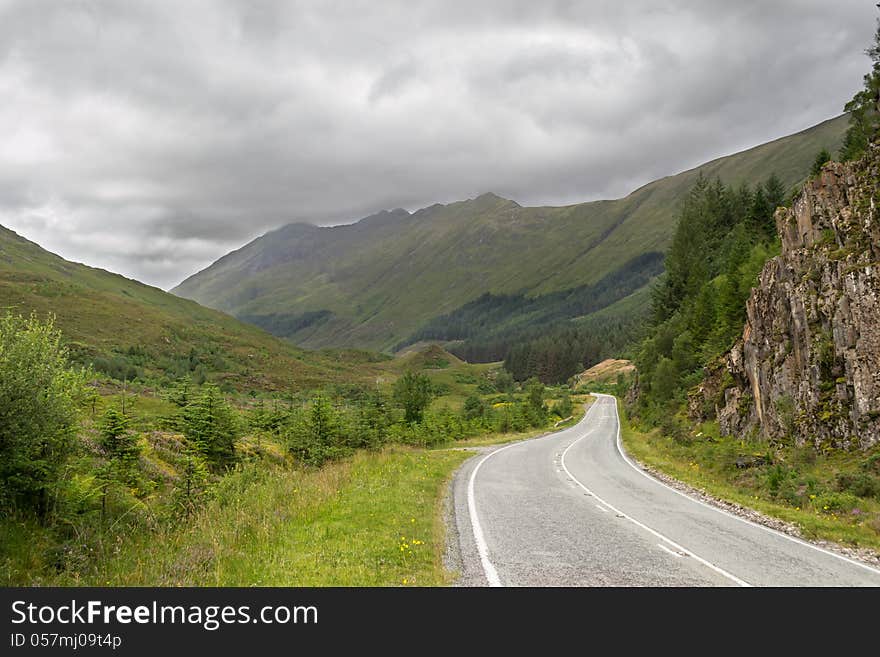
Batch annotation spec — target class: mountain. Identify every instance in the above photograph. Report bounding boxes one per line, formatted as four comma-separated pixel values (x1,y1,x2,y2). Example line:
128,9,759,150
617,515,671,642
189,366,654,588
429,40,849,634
0,225,385,391
173,114,849,352
694,149,880,448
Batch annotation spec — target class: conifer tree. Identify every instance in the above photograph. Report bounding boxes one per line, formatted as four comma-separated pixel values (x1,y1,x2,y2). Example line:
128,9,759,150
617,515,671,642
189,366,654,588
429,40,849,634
181,383,239,469
841,14,880,160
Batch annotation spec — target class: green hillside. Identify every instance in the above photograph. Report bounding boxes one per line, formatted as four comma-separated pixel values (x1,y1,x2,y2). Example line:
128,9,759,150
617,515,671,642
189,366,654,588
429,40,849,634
173,114,848,351
0,225,385,392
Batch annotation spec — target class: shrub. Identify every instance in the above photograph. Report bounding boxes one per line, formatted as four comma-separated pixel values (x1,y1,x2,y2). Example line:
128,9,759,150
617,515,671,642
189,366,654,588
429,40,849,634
393,372,433,424
835,471,880,499
0,313,87,518
462,394,486,421
555,392,574,419
812,491,860,514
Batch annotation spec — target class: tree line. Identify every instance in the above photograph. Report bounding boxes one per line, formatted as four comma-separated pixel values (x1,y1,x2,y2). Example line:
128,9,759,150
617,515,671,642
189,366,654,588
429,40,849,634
400,252,663,382
630,173,784,427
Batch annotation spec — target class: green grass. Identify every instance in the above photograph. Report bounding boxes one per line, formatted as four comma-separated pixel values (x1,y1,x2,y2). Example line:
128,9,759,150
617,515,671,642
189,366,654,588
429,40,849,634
617,399,880,554
1,447,471,586
174,115,849,351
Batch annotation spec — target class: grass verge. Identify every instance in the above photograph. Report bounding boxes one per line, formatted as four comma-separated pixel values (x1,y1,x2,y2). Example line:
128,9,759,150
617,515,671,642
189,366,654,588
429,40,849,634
4,447,471,586
617,399,880,554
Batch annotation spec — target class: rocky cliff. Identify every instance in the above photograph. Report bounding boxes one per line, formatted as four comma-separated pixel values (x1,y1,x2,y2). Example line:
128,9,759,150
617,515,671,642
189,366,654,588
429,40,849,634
691,146,880,449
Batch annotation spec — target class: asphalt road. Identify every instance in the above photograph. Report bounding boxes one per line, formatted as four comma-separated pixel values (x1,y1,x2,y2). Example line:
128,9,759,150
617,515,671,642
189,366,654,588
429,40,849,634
449,394,880,586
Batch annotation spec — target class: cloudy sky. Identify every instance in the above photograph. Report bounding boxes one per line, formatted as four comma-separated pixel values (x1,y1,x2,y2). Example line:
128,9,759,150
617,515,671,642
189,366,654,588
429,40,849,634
0,1,874,289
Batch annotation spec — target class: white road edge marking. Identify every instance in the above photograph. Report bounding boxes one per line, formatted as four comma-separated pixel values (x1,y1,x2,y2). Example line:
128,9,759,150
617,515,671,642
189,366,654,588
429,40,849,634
467,442,522,586
466,421,600,586
658,543,683,558
594,393,880,578
595,504,610,513
560,402,751,587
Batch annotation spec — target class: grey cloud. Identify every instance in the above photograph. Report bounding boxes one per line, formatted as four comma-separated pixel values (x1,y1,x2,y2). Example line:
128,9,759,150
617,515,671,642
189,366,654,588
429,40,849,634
0,0,875,289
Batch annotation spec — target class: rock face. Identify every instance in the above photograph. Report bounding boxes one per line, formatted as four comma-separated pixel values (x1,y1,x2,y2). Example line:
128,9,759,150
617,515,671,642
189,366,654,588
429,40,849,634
693,148,880,449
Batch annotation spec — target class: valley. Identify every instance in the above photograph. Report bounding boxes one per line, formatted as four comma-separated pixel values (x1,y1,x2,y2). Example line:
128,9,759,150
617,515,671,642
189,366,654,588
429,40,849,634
2,62,879,589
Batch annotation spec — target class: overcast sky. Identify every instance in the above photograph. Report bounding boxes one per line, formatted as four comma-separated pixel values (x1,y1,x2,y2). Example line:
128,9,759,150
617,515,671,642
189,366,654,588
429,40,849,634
0,1,874,289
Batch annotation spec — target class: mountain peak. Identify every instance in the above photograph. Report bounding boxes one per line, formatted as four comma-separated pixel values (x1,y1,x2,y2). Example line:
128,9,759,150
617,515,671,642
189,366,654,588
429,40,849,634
474,191,515,204
355,207,412,228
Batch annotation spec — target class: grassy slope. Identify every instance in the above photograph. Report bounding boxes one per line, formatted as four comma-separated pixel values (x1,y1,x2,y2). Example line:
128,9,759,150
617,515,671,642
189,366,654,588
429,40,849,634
173,115,848,351
0,225,384,391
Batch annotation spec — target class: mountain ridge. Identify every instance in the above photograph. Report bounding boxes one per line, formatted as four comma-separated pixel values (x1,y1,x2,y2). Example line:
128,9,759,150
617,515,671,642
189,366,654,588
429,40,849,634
173,114,849,351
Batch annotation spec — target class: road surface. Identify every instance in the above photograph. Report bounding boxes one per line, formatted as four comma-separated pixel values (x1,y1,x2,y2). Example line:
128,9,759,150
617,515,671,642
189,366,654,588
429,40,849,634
449,394,880,586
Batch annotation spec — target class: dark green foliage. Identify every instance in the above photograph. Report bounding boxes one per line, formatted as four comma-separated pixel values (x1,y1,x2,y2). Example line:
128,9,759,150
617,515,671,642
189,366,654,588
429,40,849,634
811,148,831,176
835,471,880,500
239,310,333,339
555,392,573,419
494,369,515,393
462,394,487,421
406,252,663,345
841,17,880,161
401,253,663,377
286,395,340,466
91,355,140,382
634,175,781,423
764,173,785,213
524,378,548,425
393,371,433,424
181,384,240,470
0,313,87,517
349,391,391,450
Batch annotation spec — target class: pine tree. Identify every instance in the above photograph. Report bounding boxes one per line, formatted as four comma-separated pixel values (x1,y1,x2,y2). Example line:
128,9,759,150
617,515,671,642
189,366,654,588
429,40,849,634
181,383,239,470
764,173,785,228
172,452,210,519
811,149,831,176
99,407,138,462
841,14,880,161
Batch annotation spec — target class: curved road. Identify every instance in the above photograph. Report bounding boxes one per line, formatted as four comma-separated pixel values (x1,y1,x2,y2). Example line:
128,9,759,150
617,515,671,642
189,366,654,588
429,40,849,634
449,394,880,586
